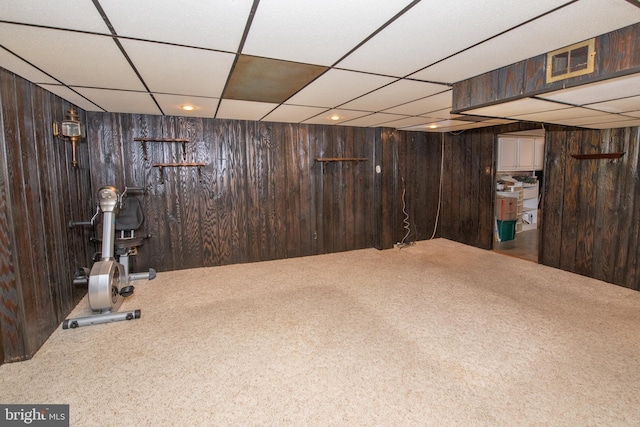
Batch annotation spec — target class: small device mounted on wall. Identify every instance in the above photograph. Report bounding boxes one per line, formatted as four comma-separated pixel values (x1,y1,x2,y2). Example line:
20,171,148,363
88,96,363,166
53,108,85,168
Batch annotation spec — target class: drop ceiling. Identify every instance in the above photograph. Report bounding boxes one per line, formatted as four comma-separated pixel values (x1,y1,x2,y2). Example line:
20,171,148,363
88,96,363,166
1,0,639,132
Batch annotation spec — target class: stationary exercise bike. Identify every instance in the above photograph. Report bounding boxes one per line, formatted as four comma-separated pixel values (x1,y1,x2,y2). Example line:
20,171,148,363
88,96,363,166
63,186,156,329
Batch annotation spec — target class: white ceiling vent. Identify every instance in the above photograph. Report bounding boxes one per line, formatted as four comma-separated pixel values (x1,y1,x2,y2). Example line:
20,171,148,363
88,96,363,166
546,38,596,83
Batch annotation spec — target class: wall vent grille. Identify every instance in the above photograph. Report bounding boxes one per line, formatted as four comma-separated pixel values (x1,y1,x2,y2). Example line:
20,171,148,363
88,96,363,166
546,38,596,83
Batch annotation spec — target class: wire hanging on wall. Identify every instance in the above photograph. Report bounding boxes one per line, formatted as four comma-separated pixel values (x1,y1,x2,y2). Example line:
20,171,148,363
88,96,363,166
430,132,445,240
396,177,415,249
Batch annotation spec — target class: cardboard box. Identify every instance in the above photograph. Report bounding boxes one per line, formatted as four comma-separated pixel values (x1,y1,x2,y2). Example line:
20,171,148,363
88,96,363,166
496,195,518,220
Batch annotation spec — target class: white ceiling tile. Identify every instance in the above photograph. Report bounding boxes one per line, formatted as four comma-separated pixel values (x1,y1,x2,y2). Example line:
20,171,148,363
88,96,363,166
342,113,406,127
420,108,465,120
514,107,606,122
337,0,569,77
423,119,471,128
286,69,395,108
587,95,640,114
378,116,434,128
120,39,235,97
581,118,640,129
243,0,415,66
400,119,480,132
153,94,220,118
302,109,370,125
0,48,58,84
484,119,518,125
340,80,449,111
0,0,110,33
447,121,507,131
0,24,144,90
555,113,627,126
100,0,254,51
73,88,161,115
1,1,639,130
38,84,103,111
262,105,328,123
538,74,640,105
216,100,278,121
382,90,452,115
465,98,568,118
411,0,640,83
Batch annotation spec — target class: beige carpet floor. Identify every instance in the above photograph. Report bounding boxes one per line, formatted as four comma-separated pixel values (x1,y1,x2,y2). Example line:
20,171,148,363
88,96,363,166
1,239,640,426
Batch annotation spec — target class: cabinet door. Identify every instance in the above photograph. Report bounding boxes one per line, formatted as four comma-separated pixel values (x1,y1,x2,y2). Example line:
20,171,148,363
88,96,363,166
498,137,518,171
534,137,545,170
518,138,535,170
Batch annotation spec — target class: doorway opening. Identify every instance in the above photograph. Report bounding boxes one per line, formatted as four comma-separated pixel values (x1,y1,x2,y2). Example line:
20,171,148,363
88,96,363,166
493,129,545,262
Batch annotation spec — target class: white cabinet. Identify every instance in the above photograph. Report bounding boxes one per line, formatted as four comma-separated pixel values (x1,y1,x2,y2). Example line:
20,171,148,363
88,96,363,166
498,137,544,172
498,137,518,171
534,137,545,170
522,184,539,231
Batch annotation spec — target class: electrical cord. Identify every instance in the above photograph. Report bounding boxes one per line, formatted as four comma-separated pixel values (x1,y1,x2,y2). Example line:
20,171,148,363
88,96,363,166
429,132,445,240
397,177,414,249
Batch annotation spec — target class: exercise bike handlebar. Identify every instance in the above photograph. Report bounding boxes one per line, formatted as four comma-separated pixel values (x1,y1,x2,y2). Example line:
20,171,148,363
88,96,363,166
68,186,146,228
68,205,101,228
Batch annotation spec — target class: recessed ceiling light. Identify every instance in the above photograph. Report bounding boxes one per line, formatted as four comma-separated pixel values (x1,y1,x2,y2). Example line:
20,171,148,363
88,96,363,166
330,114,341,121
429,124,438,129
181,105,196,111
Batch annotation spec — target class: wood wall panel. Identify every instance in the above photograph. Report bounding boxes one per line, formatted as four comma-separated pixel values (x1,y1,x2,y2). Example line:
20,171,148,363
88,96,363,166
5,64,640,366
87,114,377,272
376,129,443,248
438,130,495,249
453,22,640,111
541,125,640,290
0,69,93,363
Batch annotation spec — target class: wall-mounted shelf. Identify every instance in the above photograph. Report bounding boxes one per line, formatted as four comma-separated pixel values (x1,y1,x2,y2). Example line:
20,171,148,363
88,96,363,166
134,137,191,160
315,158,368,162
571,152,625,160
151,162,207,184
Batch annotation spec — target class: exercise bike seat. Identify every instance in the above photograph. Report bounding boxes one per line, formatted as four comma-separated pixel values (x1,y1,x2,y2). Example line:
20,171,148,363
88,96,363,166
115,197,146,249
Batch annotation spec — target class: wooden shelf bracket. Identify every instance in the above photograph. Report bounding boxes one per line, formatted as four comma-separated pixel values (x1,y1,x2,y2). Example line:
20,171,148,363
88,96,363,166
151,162,207,184
134,138,191,160
315,157,368,162
571,152,625,160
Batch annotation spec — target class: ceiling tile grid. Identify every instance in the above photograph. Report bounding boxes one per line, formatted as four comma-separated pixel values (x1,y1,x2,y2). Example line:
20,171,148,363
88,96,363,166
216,99,278,121
153,94,220,119
0,0,639,131
0,0,111,34
242,0,417,66
262,104,329,124
285,69,396,109
410,0,640,83
37,84,103,112
98,0,254,51
119,39,236,98
0,48,59,85
302,108,372,126
72,87,161,115
339,80,449,112
0,23,144,90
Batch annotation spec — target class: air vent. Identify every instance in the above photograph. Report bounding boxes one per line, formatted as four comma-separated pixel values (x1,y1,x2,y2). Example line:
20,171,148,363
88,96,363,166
546,38,595,83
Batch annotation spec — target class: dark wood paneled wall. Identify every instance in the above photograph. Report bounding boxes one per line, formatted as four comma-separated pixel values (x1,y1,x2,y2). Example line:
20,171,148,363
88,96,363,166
438,130,495,249
453,22,640,111
374,129,442,249
541,125,640,290
0,69,93,363
4,67,640,365
86,113,378,272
